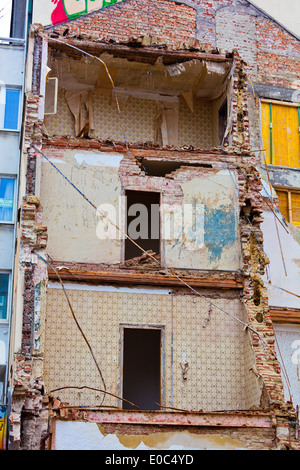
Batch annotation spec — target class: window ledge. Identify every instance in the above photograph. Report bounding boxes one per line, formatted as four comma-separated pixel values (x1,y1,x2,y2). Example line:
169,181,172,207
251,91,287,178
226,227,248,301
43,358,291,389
0,128,20,134
0,37,25,45
265,164,300,172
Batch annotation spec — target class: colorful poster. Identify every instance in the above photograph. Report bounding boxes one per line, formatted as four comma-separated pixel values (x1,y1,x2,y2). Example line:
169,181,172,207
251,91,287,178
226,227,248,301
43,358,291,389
50,0,125,25
0,406,7,450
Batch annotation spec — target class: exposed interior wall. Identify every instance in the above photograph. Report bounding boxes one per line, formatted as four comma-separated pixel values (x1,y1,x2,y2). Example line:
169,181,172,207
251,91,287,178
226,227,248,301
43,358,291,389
38,147,242,271
244,322,262,409
43,48,232,149
43,283,261,412
44,88,221,149
53,419,274,450
165,169,241,270
39,149,123,264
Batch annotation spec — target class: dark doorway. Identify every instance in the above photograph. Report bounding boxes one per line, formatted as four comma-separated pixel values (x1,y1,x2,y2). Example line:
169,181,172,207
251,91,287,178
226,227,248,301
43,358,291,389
219,99,228,145
125,190,160,260
122,328,161,411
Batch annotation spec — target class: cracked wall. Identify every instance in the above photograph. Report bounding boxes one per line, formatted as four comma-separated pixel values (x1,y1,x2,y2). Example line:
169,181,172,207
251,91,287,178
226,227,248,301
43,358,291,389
9,0,300,449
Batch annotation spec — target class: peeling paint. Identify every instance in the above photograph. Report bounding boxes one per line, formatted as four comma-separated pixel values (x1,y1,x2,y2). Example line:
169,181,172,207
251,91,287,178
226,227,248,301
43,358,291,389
54,420,248,450
204,204,237,262
73,152,124,167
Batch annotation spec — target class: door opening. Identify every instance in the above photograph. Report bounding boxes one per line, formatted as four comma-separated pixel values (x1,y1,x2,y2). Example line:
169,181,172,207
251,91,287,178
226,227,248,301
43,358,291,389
125,190,160,260
122,327,161,411
219,98,228,145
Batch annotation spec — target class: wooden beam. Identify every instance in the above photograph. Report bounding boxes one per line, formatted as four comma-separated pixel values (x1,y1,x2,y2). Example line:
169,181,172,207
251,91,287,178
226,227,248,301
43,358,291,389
84,409,273,428
48,38,233,65
270,306,300,324
47,268,244,289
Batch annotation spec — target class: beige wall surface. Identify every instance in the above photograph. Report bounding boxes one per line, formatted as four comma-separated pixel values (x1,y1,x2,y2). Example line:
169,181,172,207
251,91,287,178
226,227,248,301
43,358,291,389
39,149,123,264
39,148,242,271
164,171,242,271
43,284,260,411
45,89,218,149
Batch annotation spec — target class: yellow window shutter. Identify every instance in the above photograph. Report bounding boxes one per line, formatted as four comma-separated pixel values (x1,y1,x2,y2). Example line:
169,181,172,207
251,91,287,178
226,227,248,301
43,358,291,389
276,189,300,226
276,190,289,222
261,101,300,168
291,191,300,226
261,101,271,164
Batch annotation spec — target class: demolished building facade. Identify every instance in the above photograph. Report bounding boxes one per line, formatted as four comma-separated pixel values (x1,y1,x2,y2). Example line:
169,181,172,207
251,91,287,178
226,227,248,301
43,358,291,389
5,0,300,450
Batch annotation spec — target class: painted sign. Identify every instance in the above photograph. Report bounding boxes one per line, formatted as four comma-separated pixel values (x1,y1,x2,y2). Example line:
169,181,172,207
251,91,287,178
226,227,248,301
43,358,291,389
0,406,7,450
50,0,125,25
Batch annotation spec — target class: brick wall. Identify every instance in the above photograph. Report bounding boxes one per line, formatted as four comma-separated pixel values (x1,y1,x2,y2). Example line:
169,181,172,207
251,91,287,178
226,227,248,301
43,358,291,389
49,0,197,45
47,0,300,96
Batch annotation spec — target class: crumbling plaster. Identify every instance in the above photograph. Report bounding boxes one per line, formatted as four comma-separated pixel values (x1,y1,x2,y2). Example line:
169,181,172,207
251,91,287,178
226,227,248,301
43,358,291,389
38,145,243,271
8,1,300,448
43,283,258,411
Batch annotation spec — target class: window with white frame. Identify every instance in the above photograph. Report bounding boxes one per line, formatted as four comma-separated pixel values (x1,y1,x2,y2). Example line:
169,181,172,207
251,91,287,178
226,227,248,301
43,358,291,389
0,177,15,223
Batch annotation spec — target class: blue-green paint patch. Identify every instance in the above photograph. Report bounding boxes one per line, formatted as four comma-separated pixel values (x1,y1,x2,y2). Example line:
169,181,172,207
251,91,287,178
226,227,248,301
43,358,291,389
204,205,237,261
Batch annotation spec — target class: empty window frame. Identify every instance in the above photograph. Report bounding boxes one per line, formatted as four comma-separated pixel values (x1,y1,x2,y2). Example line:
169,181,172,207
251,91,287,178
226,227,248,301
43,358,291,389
0,0,27,39
125,190,160,260
276,188,300,227
3,89,20,130
0,178,15,223
121,326,163,411
261,100,300,168
0,274,9,321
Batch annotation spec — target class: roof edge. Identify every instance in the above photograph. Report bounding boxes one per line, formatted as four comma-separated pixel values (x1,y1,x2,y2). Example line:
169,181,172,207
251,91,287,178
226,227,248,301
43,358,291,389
43,0,300,42
246,0,300,41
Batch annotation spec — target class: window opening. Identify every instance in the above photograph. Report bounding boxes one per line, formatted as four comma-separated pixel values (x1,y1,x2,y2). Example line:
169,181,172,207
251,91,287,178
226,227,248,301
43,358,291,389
3,89,20,130
0,1,12,38
125,190,160,260
261,100,300,168
138,158,212,177
122,327,161,411
219,99,228,145
0,178,14,222
0,274,9,321
10,0,27,38
276,188,300,227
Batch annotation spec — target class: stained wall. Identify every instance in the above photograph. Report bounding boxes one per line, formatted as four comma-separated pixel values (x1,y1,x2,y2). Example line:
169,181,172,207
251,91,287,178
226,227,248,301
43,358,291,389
43,283,261,411
38,147,242,271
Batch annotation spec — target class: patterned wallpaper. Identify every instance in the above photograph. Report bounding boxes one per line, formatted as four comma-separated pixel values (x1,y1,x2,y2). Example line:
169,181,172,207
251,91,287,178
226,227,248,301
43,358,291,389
43,284,260,411
44,89,218,149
